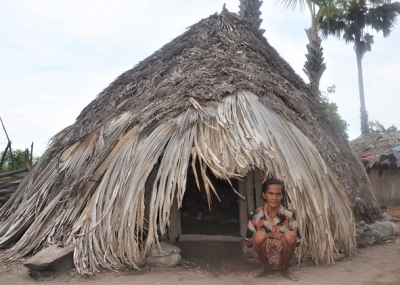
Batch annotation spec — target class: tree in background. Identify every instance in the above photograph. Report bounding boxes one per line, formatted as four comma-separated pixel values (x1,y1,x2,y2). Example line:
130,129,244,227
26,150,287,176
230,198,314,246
368,120,385,132
244,1,349,137
278,0,335,98
319,0,400,134
0,118,39,172
320,85,349,138
0,149,40,172
368,120,397,133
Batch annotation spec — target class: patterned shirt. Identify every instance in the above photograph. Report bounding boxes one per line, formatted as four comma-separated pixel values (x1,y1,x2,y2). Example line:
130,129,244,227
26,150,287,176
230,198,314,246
246,204,301,242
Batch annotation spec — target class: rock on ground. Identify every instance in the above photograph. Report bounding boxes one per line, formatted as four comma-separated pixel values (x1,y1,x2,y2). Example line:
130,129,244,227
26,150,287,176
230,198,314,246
146,241,182,267
356,220,399,246
24,244,74,273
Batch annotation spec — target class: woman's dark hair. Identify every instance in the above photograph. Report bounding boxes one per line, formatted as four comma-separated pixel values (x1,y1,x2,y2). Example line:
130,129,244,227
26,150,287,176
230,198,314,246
262,178,285,196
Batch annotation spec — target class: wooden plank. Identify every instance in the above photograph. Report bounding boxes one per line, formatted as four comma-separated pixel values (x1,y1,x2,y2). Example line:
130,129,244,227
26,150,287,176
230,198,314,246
254,168,263,208
245,171,255,215
238,179,247,238
0,169,28,179
0,176,25,183
0,181,22,188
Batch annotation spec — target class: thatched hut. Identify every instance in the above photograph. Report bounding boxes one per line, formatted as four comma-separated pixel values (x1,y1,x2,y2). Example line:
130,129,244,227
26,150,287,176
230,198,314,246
0,8,380,275
350,129,400,206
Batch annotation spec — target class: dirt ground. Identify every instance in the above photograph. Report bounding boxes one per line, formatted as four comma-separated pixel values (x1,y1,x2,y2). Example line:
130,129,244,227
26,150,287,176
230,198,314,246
1,232,400,285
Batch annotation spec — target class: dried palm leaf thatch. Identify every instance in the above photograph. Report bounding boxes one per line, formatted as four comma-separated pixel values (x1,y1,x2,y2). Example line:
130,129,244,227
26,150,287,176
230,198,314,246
0,10,373,274
350,130,400,169
0,91,355,274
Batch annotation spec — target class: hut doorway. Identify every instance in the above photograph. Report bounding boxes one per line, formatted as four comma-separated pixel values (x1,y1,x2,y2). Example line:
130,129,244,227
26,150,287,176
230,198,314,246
179,166,240,237
167,165,265,242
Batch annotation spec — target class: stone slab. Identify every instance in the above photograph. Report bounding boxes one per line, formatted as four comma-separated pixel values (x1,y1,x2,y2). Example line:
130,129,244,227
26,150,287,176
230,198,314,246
24,244,74,272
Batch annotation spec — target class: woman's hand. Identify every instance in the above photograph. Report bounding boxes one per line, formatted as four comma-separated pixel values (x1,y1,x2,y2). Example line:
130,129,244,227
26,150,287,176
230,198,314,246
270,232,283,247
270,231,283,239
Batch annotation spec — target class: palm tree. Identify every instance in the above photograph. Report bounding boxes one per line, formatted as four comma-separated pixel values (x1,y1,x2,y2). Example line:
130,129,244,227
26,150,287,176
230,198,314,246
319,0,400,134
239,0,266,34
278,0,334,98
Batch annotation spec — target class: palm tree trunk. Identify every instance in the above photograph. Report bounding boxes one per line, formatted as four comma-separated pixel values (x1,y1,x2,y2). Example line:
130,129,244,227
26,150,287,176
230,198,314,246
303,27,326,98
355,39,369,134
239,0,265,34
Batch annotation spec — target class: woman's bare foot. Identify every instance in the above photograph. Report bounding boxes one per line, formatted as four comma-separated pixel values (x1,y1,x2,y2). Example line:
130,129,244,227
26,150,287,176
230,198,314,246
280,268,299,281
245,267,268,278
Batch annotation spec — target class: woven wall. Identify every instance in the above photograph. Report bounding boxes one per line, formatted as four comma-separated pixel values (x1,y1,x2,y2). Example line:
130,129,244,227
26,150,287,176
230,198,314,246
369,169,400,206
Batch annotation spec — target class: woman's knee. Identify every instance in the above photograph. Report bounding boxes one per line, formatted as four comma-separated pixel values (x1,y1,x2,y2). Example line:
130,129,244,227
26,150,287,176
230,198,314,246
282,230,296,245
253,230,268,244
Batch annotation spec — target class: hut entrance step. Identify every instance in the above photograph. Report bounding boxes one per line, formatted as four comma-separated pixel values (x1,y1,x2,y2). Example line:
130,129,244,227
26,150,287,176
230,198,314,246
179,234,241,242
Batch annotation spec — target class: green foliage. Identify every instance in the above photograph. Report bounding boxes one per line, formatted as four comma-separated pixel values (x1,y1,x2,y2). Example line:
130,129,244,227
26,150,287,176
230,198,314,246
319,0,400,47
320,85,349,139
0,149,40,172
368,120,385,132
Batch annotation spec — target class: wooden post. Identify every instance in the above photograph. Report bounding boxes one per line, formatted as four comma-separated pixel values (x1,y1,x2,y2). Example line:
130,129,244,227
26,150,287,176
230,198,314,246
245,171,255,215
168,197,181,242
23,149,29,170
254,168,263,208
30,142,34,167
238,179,248,238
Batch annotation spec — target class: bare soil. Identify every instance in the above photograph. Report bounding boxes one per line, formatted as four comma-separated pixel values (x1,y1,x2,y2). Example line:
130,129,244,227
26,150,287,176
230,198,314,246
1,232,400,285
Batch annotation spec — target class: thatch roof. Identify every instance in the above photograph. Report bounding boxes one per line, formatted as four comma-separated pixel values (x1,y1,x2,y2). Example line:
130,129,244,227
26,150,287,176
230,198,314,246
0,11,379,275
350,130,400,170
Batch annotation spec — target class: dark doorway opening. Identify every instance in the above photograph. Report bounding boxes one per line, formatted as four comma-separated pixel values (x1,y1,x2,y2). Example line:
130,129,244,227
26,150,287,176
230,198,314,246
180,165,240,236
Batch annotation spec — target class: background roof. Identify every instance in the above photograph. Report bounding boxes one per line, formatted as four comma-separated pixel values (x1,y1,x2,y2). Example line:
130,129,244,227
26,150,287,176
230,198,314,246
350,130,400,169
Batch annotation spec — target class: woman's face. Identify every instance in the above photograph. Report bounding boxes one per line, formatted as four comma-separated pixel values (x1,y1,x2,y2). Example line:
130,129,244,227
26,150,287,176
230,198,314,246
262,184,283,209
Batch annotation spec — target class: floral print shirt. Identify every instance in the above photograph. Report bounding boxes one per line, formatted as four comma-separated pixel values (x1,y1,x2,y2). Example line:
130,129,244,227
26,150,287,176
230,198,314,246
246,204,301,242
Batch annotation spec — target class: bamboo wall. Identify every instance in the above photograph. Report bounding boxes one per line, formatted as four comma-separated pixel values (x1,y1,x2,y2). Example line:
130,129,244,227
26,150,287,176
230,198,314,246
368,169,400,206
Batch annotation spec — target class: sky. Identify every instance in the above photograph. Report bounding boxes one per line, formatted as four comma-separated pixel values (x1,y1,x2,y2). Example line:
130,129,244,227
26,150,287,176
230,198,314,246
0,0,399,156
